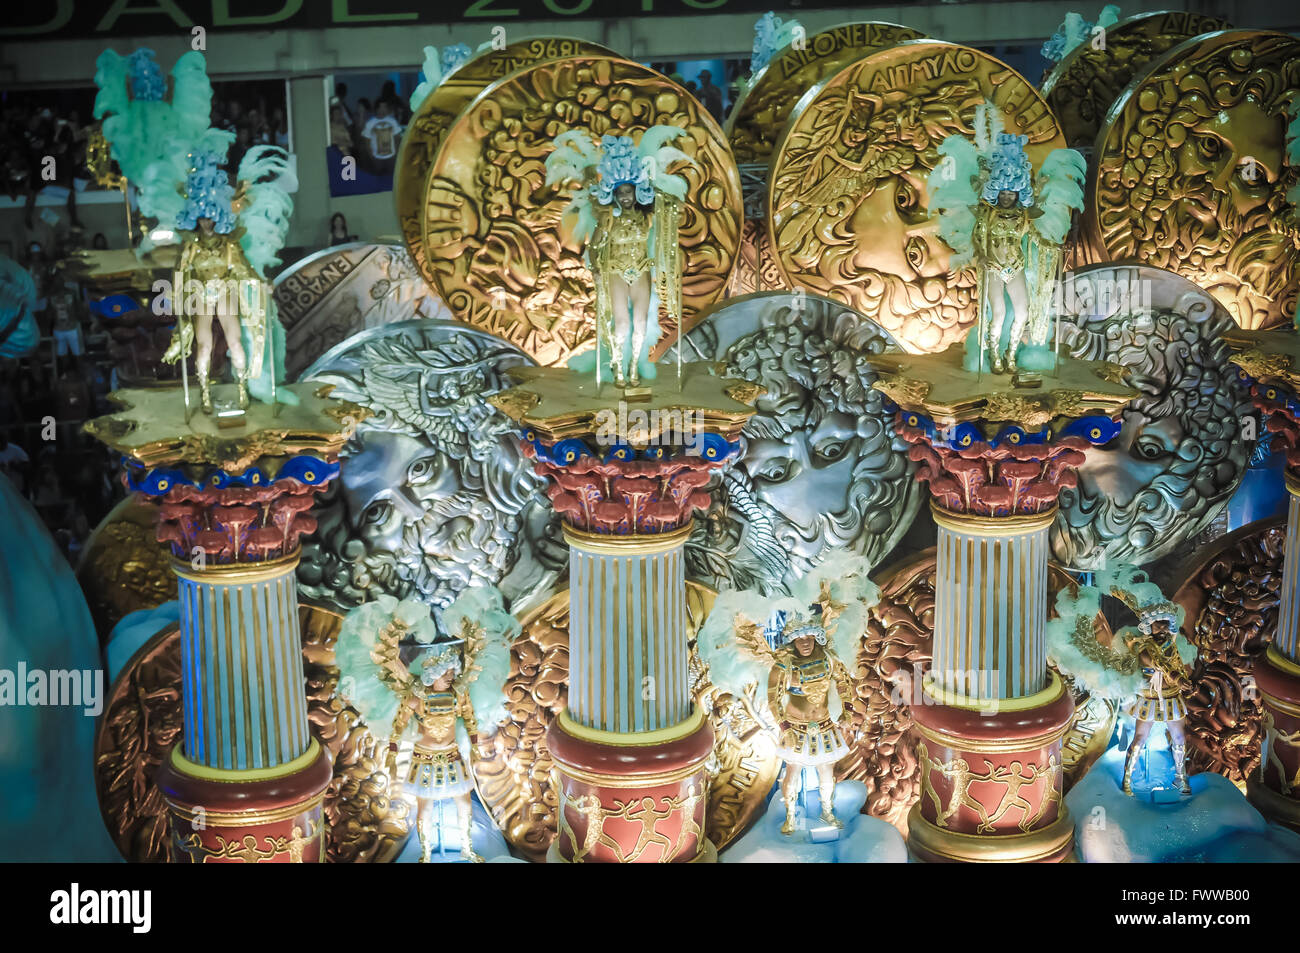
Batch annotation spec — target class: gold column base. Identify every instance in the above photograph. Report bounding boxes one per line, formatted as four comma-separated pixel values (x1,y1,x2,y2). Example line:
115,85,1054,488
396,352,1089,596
906,802,1075,863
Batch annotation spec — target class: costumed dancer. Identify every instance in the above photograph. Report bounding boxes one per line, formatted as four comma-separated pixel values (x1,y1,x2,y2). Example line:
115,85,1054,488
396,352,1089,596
336,587,518,862
545,126,694,388
927,103,1086,374
94,46,298,414
1115,600,1193,795
1046,564,1197,796
165,152,263,411
697,551,876,834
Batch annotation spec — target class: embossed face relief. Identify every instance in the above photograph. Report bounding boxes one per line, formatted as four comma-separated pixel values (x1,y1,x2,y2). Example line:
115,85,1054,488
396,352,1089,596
1089,31,1300,330
1052,267,1251,569
298,322,563,611
768,41,1065,354
677,293,919,594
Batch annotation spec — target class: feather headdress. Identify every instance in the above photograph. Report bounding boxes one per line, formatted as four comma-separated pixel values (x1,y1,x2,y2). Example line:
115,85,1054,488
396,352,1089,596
1042,5,1120,63
1045,563,1195,701
749,10,804,76
545,124,695,238
926,101,1086,254
409,43,475,112
696,549,879,700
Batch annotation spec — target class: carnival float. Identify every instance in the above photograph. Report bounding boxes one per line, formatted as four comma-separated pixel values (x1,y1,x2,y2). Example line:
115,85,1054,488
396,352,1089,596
4,6,1300,865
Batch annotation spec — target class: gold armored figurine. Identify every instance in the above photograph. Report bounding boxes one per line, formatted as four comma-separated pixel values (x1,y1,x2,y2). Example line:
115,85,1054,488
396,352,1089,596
161,150,267,414
1120,603,1194,796
386,648,485,863
766,607,860,833
335,590,518,864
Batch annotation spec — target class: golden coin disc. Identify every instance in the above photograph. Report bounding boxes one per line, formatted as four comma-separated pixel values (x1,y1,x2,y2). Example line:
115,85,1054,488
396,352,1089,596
1088,29,1300,331
725,21,924,166
395,37,616,288
768,40,1066,355
419,55,743,368
1040,10,1231,150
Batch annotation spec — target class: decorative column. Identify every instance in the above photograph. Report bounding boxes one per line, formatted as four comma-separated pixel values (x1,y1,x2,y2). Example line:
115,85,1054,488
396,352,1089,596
870,343,1135,862
1226,333,1300,831
491,363,758,863
85,383,363,862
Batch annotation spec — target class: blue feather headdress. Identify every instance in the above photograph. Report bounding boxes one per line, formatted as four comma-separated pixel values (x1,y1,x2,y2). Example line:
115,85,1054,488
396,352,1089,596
982,133,1035,207
176,151,236,233
441,43,472,75
595,135,656,207
127,49,166,102
1042,5,1121,63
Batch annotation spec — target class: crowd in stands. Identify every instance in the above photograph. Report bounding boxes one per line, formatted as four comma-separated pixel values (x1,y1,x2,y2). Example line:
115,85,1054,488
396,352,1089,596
329,79,409,178
0,81,289,228
0,91,96,229
1,231,128,567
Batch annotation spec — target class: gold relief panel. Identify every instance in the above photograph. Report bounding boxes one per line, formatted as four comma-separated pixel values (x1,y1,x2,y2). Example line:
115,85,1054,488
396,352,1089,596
1040,11,1232,150
767,40,1065,355
1089,30,1300,331
394,37,616,287
419,56,742,368
726,21,925,165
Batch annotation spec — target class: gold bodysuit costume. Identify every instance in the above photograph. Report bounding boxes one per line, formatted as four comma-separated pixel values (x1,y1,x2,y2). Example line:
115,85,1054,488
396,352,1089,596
164,228,266,371
592,206,652,285
973,204,1029,282
767,644,856,767
391,688,478,799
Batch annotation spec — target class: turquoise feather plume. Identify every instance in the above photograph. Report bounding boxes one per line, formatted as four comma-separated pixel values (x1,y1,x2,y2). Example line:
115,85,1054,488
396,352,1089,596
1032,148,1087,244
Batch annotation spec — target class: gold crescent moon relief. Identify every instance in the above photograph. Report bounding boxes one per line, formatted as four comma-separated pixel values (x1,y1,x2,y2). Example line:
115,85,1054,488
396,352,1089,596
725,21,925,166
768,40,1066,355
1039,11,1231,151
1089,30,1300,331
395,37,616,289
420,56,743,367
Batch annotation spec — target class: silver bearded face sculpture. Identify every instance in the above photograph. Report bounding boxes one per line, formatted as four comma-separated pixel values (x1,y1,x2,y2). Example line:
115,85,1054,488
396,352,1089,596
670,291,920,593
1052,264,1252,569
297,320,564,613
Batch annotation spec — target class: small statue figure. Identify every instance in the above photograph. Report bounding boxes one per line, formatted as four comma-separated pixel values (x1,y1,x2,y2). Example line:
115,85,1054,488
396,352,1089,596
928,104,1087,374
1119,604,1194,795
545,126,694,388
764,605,860,832
387,645,484,862
1045,564,1198,797
336,588,517,863
163,151,266,412
697,551,876,836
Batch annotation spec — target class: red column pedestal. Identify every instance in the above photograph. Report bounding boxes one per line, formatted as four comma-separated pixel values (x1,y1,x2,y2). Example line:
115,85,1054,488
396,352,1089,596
83,383,363,864
157,740,334,863
488,362,760,863
546,710,715,863
1247,648,1300,831
908,673,1075,862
